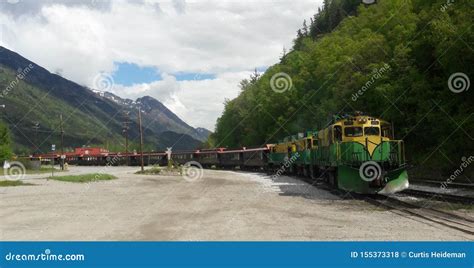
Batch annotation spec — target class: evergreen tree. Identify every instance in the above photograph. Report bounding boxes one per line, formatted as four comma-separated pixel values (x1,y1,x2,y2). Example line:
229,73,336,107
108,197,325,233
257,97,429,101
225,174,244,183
302,19,309,36
0,122,12,163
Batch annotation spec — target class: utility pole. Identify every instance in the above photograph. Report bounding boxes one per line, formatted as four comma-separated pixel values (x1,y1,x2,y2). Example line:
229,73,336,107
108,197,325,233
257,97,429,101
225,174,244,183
138,107,145,172
123,111,130,166
32,122,40,155
59,114,65,170
60,114,64,155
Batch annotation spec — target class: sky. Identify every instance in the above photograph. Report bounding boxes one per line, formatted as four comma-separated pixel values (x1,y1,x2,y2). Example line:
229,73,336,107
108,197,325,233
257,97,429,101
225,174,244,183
0,0,322,130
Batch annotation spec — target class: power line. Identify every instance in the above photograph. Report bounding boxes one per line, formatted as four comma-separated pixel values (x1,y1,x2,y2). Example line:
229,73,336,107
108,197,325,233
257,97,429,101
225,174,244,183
32,122,40,154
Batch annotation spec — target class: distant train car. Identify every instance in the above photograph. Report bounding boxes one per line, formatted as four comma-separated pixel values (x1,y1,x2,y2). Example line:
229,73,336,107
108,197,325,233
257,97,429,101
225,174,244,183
195,148,223,168
147,152,168,166
219,149,243,169
241,147,270,170
171,151,196,165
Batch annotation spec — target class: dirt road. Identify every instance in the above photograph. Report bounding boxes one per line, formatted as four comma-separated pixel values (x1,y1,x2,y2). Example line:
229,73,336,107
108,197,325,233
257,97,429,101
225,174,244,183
0,166,471,240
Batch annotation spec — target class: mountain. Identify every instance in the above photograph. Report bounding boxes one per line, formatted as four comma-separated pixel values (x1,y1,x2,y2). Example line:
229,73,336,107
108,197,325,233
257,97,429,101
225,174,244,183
0,46,208,154
94,92,212,142
195,127,213,141
136,96,207,140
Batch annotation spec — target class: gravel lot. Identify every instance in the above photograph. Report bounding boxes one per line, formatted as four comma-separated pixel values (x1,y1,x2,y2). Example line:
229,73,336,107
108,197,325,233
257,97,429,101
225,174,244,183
0,166,472,241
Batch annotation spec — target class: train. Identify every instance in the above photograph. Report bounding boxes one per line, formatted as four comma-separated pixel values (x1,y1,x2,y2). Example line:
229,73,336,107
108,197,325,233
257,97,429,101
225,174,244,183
32,114,409,194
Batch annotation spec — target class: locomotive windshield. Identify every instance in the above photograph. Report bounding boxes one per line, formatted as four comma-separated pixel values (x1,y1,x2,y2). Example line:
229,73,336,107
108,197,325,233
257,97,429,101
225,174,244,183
364,127,380,136
344,127,363,137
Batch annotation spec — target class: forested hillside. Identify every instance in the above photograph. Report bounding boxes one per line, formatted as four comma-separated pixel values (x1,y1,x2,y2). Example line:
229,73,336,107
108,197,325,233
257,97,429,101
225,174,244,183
212,0,473,178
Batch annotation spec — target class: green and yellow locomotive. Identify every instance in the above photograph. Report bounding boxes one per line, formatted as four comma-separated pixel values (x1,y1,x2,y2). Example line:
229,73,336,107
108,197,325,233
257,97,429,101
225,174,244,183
268,114,409,194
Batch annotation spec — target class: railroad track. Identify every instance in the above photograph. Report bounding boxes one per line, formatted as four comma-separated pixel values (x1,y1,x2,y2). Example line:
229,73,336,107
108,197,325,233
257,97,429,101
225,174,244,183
268,172,474,235
261,172,474,236
411,179,474,190
276,172,474,205
402,189,474,205
365,195,474,236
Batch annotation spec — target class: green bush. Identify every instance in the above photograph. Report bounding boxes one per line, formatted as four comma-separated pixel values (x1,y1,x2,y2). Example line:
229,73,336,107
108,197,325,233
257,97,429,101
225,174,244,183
0,122,12,163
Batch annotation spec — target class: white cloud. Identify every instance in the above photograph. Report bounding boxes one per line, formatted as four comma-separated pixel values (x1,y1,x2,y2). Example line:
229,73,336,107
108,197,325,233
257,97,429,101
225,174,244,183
112,73,181,103
0,0,322,130
111,71,248,130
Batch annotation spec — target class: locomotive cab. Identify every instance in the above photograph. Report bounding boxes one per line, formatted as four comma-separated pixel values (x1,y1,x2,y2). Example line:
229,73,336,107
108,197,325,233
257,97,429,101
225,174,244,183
316,115,409,194
340,116,390,157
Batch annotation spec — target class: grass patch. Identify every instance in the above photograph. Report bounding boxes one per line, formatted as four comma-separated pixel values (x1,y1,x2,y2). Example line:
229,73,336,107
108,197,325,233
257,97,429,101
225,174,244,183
49,173,117,183
136,166,184,176
0,180,34,187
136,167,162,175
